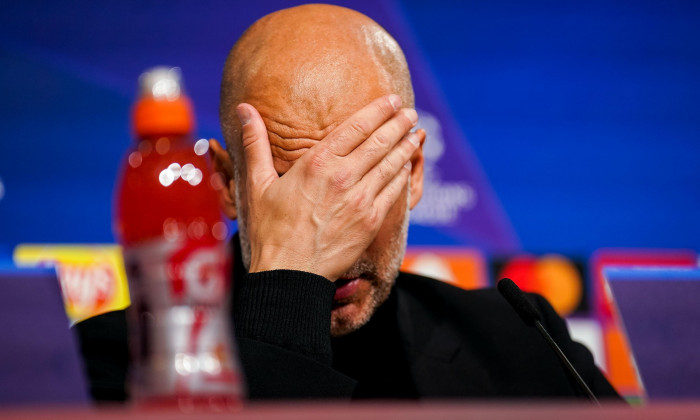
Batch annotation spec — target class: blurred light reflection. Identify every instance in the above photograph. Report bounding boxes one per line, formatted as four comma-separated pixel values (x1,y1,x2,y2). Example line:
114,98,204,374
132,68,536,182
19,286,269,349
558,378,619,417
194,139,209,156
159,168,175,186
168,163,182,178
128,151,143,168
210,172,225,191
138,140,153,155
163,218,184,241
188,168,203,186
188,218,207,239
157,162,204,187
202,353,222,375
212,221,228,241
155,137,170,154
152,78,180,100
174,353,199,375
181,163,195,181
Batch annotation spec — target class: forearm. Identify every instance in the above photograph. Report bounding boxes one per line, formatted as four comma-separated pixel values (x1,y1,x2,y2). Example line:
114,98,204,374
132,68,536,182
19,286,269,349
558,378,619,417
233,269,336,365
233,270,358,399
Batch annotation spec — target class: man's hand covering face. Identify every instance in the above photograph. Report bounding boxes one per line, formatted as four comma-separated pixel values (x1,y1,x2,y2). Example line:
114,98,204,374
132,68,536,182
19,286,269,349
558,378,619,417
237,94,422,282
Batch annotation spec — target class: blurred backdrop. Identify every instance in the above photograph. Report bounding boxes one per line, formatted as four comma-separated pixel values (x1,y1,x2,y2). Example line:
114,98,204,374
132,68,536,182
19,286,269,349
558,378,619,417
1,0,699,257
3,0,700,400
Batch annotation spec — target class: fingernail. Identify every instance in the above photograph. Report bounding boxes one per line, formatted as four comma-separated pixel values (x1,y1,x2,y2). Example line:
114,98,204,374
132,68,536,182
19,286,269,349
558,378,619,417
236,105,251,126
404,161,412,170
405,108,418,126
407,132,420,147
388,94,401,111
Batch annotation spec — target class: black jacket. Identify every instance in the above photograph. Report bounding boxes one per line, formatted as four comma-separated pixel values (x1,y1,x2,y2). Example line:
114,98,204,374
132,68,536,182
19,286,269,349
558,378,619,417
233,269,620,400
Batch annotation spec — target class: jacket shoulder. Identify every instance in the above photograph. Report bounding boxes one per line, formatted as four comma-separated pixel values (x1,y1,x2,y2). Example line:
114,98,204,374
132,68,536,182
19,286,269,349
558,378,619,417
395,271,514,320
395,271,622,399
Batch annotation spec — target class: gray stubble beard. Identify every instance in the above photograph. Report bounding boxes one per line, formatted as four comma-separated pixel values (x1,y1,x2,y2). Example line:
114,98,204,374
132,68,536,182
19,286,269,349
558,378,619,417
329,199,410,337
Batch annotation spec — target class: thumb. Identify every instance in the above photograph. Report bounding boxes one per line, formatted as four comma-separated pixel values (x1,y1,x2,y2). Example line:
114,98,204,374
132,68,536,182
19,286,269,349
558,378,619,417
236,103,277,190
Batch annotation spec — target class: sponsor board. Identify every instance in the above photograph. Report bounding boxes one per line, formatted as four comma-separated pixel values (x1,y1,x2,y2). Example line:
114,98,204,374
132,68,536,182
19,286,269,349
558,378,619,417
14,244,130,324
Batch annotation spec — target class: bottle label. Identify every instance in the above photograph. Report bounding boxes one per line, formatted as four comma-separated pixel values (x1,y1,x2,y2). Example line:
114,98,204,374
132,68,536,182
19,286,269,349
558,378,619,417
125,239,243,399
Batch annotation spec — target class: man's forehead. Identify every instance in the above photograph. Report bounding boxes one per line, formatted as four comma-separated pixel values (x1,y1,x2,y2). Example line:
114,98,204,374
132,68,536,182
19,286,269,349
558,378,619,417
246,79,391,175
247,76,391,131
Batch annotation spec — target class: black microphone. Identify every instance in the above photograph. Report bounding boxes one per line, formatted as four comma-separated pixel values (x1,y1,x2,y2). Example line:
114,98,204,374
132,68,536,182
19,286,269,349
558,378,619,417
497,278,600,406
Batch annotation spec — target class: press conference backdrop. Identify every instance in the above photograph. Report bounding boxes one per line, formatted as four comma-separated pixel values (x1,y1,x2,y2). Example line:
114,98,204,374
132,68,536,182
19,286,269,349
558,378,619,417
1,0,699,257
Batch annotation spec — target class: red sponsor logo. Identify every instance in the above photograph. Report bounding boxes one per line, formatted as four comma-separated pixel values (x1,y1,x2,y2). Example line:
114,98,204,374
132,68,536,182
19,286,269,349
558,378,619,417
168,243,229,304
57,263,116,310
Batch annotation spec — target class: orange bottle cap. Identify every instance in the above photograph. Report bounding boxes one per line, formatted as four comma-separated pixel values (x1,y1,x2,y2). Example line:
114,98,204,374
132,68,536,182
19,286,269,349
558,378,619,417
132,95,194,138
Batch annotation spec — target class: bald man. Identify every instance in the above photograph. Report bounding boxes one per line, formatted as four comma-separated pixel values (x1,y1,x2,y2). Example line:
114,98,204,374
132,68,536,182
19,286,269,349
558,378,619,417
205,4,620,400
77,4,620,402
213,4,423,340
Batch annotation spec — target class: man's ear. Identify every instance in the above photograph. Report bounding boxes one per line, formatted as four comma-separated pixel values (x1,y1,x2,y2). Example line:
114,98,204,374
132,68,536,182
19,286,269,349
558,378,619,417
409,129,426,210
209,139,238,220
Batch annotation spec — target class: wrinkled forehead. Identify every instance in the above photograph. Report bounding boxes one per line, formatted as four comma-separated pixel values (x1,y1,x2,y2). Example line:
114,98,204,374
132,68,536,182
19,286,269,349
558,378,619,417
243,54,392,174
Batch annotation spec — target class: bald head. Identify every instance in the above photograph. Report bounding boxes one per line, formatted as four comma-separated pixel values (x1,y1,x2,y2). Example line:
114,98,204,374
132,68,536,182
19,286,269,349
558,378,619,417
219,4,413,162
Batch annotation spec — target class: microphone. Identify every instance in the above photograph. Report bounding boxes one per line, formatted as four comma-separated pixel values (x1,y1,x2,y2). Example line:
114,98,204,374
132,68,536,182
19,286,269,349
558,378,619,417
497,278,600,406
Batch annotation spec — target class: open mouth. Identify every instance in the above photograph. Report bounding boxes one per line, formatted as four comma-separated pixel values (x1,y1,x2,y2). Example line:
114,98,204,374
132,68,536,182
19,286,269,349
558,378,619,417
334,268,377,304
334,277,361,302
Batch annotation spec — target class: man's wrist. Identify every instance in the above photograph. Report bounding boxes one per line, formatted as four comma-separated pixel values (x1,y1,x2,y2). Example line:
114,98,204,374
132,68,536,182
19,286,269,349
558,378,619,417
249,246,335,281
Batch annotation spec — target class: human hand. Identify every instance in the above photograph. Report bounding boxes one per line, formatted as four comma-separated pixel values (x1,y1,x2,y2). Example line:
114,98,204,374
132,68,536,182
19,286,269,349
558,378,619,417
237,95,423,281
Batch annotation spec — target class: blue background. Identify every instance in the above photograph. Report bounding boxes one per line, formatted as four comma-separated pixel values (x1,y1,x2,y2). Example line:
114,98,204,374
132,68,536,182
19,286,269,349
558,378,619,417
1,0,698,258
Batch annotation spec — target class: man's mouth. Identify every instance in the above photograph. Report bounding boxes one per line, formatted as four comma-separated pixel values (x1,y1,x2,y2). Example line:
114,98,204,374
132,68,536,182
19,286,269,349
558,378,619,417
334,277,361,301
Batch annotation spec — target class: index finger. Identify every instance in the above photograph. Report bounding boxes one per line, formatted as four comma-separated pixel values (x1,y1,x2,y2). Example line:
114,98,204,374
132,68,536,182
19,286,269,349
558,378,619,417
322,94,402,157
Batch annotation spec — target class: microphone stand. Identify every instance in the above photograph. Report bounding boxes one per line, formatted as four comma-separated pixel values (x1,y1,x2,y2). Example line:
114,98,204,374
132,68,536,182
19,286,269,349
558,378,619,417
533,320,600,406
498,278,601,406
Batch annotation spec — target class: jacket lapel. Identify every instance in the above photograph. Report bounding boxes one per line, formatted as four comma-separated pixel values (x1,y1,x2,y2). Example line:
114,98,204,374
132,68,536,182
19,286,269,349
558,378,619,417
396,282,496,398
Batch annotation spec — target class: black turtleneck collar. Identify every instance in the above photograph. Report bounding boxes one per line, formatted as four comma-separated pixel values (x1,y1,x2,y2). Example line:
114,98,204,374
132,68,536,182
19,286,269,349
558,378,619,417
331,286,418,399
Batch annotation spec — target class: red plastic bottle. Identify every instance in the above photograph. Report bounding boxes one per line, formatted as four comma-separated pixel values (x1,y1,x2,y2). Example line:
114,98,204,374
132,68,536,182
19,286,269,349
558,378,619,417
114,67,244,410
